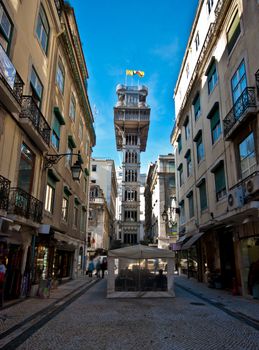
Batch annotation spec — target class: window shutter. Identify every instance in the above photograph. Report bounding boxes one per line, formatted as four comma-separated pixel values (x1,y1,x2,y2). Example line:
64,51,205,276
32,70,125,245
52,115,60,137
210,108,220,130
215,165,226,193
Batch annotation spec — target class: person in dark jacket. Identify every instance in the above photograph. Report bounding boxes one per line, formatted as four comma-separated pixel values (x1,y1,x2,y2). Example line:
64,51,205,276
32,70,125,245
101,258,107,278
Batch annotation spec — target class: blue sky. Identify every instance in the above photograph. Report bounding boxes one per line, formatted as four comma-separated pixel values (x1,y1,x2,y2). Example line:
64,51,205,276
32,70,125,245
70,0,198,173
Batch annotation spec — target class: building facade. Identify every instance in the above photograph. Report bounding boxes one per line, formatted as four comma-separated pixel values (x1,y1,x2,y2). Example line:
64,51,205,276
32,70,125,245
114,84,150,245
0,0,95,300
87,158,117,257
172,0,259,296
144,154,177,249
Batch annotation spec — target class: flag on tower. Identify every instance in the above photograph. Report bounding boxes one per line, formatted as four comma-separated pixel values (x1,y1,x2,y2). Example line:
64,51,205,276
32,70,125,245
126,69,145,78
126,69,134,76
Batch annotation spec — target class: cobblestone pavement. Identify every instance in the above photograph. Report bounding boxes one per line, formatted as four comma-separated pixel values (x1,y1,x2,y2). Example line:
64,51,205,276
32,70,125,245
0,275,257,350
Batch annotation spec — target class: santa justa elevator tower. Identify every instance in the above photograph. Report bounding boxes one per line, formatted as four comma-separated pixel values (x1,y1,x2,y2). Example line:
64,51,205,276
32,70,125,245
114,84,150,245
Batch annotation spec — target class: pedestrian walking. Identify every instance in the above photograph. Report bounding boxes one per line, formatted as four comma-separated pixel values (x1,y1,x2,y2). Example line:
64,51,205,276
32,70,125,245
101,258,107,278
95,258,101,278
88,259,94,277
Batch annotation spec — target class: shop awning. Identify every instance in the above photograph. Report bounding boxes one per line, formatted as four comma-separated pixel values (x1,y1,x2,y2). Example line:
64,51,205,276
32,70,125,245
181,232,204,250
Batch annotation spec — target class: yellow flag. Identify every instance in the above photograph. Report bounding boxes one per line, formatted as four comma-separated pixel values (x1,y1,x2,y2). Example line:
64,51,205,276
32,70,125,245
134,70,145,78
126,69,134,76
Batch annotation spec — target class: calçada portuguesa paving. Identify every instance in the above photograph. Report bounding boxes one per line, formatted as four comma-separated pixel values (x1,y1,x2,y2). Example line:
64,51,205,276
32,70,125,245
0,275,259,350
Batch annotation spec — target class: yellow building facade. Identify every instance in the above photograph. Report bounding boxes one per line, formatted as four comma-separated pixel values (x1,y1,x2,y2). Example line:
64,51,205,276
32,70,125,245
0,0,95,301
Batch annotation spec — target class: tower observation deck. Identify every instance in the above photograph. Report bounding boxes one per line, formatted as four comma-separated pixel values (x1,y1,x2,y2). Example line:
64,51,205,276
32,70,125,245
114,84,150,245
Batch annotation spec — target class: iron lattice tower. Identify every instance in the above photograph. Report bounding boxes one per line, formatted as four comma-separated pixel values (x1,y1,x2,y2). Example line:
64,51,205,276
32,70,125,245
114,84,150,245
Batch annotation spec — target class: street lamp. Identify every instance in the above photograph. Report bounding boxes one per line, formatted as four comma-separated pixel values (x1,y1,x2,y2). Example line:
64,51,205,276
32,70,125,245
162,197,177,228
44,151,84,181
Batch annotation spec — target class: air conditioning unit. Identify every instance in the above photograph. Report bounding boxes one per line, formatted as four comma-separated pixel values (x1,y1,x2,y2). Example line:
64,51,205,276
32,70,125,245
245,174,259,197
228,186,244,209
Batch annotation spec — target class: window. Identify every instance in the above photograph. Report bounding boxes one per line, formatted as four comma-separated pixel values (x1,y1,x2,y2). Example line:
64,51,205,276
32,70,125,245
0,2,13,52
208,103,221,144
227,11,241,54
198,180,208,211
207,60,218,94
18,143,35,193
51,114,61,150
80,208,86,231
168,175,175,188
125,169,137,182
179,200,185,225
126,134,138,145
178,164,183,187
66,144,73,166
92,164,97,172
56,60,65,94
177,134,182,153
239,133,256,179
124,210,137,222
168,161,175,172
194,131,204,163
184,117,190,140
125,190,137,201
30,67,43,104
69,94,76,121
231,60,247,104
213,162,226,201
62,197,69,221
74,203,79,227
36,5,49,54
79,119,83,140
45,184,54,212
187,192,194,218
193,93,201,120
185,150,192,177
207,0,214,14
195,32,200,51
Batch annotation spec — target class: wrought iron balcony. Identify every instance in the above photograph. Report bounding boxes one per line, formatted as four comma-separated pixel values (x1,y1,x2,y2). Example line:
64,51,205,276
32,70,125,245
8,187,43,223
223,87,256,140
0,175,10,211
54,0,63,17
0,45,24,112
20,96,51,150
255,70,259,95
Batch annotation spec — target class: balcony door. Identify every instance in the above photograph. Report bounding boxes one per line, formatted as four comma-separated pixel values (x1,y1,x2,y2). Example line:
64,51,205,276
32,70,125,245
18,143,35,193
231,60,247,119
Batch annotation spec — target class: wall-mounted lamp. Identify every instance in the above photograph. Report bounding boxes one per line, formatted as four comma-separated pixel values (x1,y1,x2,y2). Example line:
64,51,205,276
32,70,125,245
44,151,83,181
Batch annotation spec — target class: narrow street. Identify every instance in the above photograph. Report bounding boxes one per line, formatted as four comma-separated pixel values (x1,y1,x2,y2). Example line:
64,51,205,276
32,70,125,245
1,278,258,350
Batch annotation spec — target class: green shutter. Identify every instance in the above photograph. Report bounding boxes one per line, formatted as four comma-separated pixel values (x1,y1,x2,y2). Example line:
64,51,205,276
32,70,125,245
68,135,77,148
207,61,216,82
199,182,207,211
210,108,220,130
52,115,60,137
53,107,66,125
215,165,226,193
227,12,241,52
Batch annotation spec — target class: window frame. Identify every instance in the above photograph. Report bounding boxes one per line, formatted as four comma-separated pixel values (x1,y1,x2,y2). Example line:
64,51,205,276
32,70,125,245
238,132,256,179
30,66,43,104
35,4,50,54
207,60,218,94
213,163,226,201
45,182,55,213
56,59,65,94
51,113,61,151
227,10,241,54
193,93,201,120
187,192,194,218
198,180,208,212
61,196,69,221
69,93,76,121
0,1,13,53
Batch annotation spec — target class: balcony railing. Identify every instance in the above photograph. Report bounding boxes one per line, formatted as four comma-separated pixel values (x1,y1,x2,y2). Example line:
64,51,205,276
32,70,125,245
255,70,259,95
20,96,51,146
0,175,10,211
0,45,24,105
223,87,256,138
54,0,63,17
8,188,43,223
